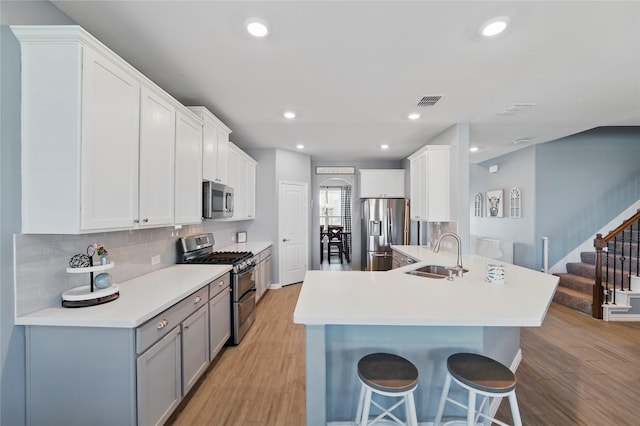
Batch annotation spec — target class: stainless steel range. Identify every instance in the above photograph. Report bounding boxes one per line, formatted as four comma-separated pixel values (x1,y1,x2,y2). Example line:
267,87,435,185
179,233,256,345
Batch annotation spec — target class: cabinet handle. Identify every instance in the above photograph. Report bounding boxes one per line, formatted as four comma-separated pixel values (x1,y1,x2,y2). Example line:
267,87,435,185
143,218,149,223
133,219,140,224
193,296,201,304
218,281,225,287
157,319,169,330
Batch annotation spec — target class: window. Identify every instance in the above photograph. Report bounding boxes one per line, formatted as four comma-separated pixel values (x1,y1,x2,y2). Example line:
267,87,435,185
319,186,342,228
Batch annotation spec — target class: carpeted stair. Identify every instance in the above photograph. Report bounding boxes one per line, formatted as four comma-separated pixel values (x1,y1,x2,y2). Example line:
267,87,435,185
554,229,639,315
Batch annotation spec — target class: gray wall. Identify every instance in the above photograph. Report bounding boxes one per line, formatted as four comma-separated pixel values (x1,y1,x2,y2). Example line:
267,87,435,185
245,148,311,284
470,146,537,268
470,126,640,271
534,127,640,268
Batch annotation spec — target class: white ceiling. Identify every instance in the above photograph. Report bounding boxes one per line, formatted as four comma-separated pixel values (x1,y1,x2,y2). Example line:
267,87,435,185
50,1,640,163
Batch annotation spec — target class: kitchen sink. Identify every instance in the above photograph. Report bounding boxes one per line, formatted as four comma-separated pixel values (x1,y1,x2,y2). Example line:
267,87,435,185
404,265,468,279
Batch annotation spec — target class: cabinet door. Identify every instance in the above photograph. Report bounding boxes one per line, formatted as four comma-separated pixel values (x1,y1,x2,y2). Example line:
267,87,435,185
175,111,203,225
139,86,176,227
201,118,219,182
216,125,230,185
426,148,451,221
359,170,405,198
81,48,140,230
246,158,256,219
265,256,273,288
182,305,209,395
410,154,428,220
255,259,265,301
137,326,182,426
209,286,231,361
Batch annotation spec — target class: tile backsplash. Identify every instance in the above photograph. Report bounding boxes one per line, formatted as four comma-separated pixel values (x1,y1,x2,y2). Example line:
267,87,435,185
14,220,246,316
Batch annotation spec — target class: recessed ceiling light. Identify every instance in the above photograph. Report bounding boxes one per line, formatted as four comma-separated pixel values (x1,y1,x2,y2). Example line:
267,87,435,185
470,147,479,152
480,16,510,37
296,144,304,149
408,113,420,120
380,144,389,150
283,111,296,119
245,18,270,38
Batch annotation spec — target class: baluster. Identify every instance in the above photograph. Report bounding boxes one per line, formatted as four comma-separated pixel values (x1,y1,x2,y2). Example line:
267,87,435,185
636,219,640,278
622,223,633,291
594,233,606,317
608,242,614,305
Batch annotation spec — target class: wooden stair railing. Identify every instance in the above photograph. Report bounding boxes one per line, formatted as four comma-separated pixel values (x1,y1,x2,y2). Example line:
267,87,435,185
593,209,640,318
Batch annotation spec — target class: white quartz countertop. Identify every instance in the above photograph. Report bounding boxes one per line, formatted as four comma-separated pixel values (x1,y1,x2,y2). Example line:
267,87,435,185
293,245,559,327
16,264,232,328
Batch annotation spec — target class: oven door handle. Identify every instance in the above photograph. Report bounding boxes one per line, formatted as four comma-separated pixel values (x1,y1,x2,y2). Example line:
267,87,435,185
237,288,256,305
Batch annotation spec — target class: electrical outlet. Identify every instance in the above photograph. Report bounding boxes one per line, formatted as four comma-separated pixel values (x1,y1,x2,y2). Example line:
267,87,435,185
151,255,160,265
231,234,236,242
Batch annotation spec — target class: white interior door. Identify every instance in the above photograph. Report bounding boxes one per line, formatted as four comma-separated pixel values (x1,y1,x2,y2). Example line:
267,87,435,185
279,181,309,286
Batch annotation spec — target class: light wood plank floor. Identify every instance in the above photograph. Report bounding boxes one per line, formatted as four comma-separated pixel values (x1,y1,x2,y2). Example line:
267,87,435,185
170,283,640,425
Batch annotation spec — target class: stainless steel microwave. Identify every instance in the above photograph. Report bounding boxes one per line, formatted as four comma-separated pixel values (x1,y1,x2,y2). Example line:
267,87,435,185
203,181,233,219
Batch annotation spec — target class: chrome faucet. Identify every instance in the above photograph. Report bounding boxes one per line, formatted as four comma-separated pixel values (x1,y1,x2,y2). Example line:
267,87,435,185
433,232,464,277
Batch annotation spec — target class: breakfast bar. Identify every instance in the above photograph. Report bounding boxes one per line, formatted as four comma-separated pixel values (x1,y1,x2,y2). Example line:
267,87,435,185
293,246,559,425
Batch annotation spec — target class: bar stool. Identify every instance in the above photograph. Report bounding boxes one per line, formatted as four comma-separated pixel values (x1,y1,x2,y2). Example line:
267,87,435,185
355,353,419,426
433,353,522,426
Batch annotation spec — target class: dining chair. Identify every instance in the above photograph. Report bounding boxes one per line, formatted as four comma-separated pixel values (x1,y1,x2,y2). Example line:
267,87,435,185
327,225,344,263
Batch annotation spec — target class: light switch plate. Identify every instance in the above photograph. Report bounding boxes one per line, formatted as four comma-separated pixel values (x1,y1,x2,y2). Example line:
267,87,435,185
237,232,247,243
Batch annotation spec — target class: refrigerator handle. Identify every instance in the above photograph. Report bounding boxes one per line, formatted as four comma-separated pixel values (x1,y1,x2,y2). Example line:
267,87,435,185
388,207,393,244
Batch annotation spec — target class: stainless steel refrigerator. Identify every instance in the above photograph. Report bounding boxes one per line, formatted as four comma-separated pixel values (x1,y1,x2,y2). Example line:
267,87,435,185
361,198,410,271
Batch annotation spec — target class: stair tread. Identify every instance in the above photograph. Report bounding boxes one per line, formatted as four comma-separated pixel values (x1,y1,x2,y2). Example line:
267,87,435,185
555,286,592,301
555,273,594,284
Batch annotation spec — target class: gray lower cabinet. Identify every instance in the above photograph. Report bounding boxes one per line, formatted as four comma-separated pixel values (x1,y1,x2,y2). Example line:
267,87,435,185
182,304,210,395
137,326,182,426
25,278,223,426
209,274,231,361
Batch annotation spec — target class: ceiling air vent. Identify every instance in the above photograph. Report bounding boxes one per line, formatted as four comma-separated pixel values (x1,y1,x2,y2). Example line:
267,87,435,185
499,103,536,115
417,95,443,107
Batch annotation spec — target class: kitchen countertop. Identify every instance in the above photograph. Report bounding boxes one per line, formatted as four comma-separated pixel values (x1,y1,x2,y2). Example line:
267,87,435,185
16,264,232,328
293,245,559,327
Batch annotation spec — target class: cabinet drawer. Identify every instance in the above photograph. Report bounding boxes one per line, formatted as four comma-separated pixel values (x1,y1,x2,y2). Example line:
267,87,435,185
209,272,231,299
259,247,272,262
137,287,208,354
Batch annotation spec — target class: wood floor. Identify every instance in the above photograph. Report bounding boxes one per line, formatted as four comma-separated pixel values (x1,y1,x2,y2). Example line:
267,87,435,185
169,283,640,425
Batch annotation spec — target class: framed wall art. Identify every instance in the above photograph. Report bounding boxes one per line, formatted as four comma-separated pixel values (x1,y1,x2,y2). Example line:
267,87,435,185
473,193,483,217
510,187,522,218
315,166,356,175
485,189,504,217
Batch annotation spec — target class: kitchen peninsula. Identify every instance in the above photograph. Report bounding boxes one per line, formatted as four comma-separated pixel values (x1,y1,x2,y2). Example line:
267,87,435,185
293,246,558,425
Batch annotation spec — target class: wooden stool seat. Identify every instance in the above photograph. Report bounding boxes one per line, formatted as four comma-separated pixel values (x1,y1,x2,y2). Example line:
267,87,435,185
434,353,522,426
447,352,516,394
355,353,419,426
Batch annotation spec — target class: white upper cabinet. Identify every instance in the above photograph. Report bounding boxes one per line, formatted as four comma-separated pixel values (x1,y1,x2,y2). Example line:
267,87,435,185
226,143,257,221
175,111,203,225
408,145,451,222
79,47,141,231
12,25,193,233
189,107,231,185
138,86,176,228
359,169,405,198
